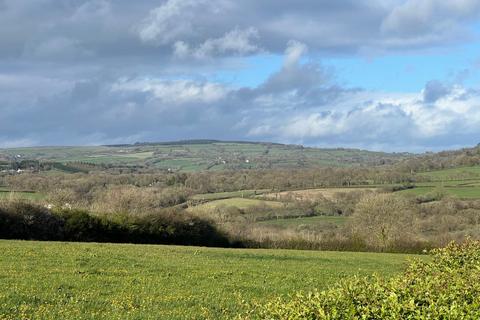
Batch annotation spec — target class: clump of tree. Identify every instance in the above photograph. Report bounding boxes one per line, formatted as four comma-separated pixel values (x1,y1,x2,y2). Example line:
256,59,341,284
348,193,419,251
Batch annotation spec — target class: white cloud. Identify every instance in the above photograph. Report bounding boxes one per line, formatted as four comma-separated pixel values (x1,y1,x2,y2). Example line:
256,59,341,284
137,0,210,45
111,78,228,104
173,27,260,59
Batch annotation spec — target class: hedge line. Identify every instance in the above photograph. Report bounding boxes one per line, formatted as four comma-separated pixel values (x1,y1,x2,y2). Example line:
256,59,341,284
0,200,236,247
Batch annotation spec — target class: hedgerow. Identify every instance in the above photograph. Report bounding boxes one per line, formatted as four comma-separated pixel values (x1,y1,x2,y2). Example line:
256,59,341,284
245,240,480,319
0,200,234,247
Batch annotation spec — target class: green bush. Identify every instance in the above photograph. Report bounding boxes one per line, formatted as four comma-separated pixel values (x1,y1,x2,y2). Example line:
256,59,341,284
245,240,480,319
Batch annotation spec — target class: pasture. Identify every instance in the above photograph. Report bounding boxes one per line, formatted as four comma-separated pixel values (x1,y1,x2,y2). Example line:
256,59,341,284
0,240,419,320
419,166,480,181
397,185,480,199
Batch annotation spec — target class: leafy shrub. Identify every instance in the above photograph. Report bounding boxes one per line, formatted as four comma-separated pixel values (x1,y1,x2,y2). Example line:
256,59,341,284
245,240,480,319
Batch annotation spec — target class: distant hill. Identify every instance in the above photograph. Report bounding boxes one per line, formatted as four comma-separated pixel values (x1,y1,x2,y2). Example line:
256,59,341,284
0,140,412,172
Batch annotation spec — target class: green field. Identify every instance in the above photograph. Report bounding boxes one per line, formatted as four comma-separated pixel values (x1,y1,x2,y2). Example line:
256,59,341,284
0,240,420,319
419,166,480,181
398,186,480,199
0,190,45,201
257,215,347,229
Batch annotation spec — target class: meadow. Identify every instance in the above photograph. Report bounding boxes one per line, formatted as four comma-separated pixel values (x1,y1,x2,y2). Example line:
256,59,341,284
419,166,480,181
397,185,480,199
0,240,419,320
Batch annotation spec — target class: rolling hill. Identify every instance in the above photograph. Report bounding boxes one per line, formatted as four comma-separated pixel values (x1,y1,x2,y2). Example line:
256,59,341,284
0,140,411,172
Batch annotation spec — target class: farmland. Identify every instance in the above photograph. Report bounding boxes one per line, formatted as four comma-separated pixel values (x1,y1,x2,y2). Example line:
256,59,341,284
0,240,419,320
0,140,410,172
394,166,480,200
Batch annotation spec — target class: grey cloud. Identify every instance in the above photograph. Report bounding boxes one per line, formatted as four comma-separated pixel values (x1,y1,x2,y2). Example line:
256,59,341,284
381,0,480,38
423,80,451,103
0,0,478,64
4,38,480,152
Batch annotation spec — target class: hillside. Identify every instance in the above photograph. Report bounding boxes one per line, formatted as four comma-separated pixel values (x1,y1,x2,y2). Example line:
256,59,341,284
0,140,410,173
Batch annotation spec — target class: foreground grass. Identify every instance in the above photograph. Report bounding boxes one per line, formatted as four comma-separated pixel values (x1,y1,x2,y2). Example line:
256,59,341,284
0,240,419,320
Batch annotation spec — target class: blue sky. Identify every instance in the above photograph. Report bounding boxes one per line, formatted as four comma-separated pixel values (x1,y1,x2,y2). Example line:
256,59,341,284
1,0,480,152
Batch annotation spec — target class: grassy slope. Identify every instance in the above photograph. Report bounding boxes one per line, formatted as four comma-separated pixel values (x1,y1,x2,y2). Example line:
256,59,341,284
0,240,419,320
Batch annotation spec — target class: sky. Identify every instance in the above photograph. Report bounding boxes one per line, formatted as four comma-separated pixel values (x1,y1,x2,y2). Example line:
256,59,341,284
1,0,480,152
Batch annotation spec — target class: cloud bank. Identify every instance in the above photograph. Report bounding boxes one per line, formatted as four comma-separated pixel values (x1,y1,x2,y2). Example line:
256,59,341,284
0,0,480,151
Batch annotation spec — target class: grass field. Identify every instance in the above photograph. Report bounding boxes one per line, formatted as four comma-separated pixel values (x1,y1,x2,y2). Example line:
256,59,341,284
398,186,480,199
0,190,45,201
0,240,420,319
419,166,480,181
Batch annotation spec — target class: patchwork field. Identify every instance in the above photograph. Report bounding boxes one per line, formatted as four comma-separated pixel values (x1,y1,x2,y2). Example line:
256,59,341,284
0,141,410,172
0,240,420,320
